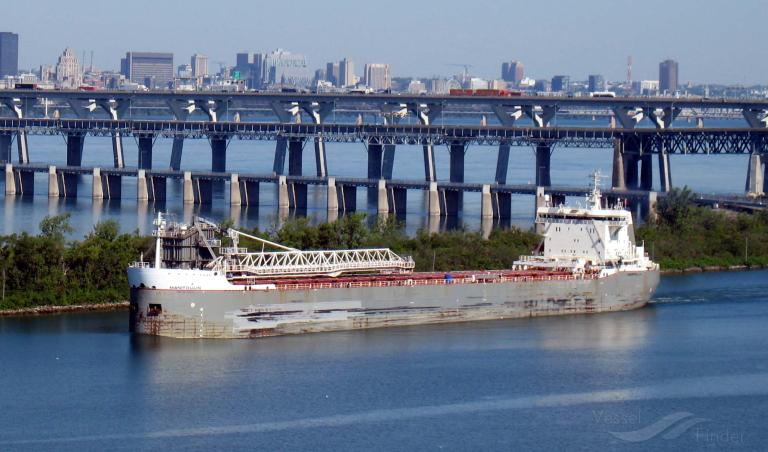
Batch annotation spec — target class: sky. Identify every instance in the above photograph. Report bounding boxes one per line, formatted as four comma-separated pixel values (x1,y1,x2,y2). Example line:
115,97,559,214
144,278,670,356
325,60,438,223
1,0,766,85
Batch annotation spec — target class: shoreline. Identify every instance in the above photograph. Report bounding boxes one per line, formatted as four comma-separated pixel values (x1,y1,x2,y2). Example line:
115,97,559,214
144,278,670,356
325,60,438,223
0,301,129,317
0,265,765,318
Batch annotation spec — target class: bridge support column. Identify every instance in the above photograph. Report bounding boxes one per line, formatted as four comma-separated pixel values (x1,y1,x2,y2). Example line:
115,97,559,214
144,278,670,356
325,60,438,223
327,177,339,214
382,144,396,179
658,151,672,192
170,138,184,170
273,138,287,174
16,132,28,164
193,178,213,204
495,143,510,184
314,136,328,178
611,139,626,190
423,142,437,182
288,139,303,176
338,184,357,212
0,134,11,163
92,168,103,200
66,134,85,166
48,166,59,198
642,191,658,223
234,177,258,206
492,193,511,219
278,176,290,210
367,142,383,205
640,153,654,191
377,179,388,215
230,174,241,206
5,163,15,195
183,172,194,204
138,136,153,170
111,134,125,168
58,171,77,198
481,184,493,219
449,143,466,210
745,153,765,196
211,137,227,172
137,170,148,201
428,182,441,216
535,142,551,187
535,187,546,233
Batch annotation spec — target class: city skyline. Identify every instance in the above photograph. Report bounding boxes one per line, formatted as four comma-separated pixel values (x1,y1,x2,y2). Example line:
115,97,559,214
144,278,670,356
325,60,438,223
0,0,765,84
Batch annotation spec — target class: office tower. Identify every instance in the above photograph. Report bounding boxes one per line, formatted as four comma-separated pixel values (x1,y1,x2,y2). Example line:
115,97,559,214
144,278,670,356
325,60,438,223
262,49,309,86
191,53,208,78
326,62,340,86
0,32,18,77
551,75,570,93
364,63,391,91
501,61,524,85
339,58,355,87
659,59,678,93
55,48,82,88
123,52,174,89
588,74,605,92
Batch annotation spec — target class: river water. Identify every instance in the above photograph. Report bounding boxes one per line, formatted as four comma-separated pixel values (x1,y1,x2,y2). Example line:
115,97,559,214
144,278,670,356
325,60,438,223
1,270,767,451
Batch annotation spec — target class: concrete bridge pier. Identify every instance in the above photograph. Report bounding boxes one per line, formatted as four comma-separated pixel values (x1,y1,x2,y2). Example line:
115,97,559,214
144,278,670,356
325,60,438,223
534,187,547,233
448,143,466,210
138,136,153,170
492,193,512,219
428,182,441,216
273,138,288,174
377,179,389,215
327,177,339,214
5,164,15,195
658,151,672,192
745,153,765,196
137,170,164,202
66,134,85,166
53,169,78,198
0,134,12,163
183,173,213,204
91,168,122,200
640,154,654,191
48,166,59,197
170,138,184,170
481,184,493,219
382,144,396,179
278,176,290,210
230,174,259,206
611,139,626,190
495,143,510,185
337,184,357,212
388,186,407,215
211,137,228,172
367,142,383,205
535,142,552,187
5,164,33,196
641,191,659,223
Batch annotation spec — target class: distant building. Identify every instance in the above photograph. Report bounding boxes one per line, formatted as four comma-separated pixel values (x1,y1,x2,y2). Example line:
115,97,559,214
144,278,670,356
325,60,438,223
325,62,340,86
426,78,448,94
235,52,264,88
407,80,426,94
551,75,570,93
339,58,355,87
55,48,82,88
262,49,309,87
468,77,489,90
534,79,551,92
364,63,391,91
501,61,524,85
659,59,678,93
489,80,508,90
632,80,660,95
122,52,173,89
0,32,18,78
38,64,54,83
190,53,208,78
588,74,605,92
177,64,193,78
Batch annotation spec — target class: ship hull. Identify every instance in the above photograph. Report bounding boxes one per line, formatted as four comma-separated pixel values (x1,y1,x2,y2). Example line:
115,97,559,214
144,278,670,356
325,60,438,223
129,270,660,339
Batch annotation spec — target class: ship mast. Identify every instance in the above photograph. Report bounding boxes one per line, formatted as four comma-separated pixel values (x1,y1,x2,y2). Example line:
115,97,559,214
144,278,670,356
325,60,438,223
154,212,163,269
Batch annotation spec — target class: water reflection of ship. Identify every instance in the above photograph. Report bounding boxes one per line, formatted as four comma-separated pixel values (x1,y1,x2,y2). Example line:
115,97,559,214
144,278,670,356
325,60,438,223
536,308,656,351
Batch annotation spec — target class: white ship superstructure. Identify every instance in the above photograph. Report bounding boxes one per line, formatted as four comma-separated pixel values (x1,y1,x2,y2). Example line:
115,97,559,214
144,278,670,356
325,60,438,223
128,173,659,339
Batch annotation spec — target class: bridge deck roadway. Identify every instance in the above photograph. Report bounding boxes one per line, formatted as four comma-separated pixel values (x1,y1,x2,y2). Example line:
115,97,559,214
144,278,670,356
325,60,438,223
1,118,766,154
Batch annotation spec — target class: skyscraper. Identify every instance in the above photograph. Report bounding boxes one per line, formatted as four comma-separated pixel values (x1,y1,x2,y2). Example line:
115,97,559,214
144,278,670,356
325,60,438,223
659,59,678,93
501,61,524,85
339,58,355,87
588,74,605,92
0,32,19,78
326,62,340,86
55,48,82,88
262,49,309,87
122,52,174,89
551,75,570,93
190,53,208,78
364,63,390,91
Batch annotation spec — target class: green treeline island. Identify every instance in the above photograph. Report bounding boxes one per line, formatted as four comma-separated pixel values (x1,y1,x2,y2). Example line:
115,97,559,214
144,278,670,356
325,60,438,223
1,188,767,312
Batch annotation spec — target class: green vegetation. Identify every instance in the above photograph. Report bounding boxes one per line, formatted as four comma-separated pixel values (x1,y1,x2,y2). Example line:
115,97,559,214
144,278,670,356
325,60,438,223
3,192,767,311
0,214,153,310
637,187,768,269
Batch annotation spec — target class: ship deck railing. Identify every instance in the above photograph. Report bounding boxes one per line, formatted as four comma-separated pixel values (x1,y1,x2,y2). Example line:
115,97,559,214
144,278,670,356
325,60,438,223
129,261,151,268
244,272,600,292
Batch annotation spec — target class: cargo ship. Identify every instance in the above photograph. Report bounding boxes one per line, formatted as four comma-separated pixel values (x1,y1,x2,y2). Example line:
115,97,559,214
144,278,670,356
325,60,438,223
128,174,659,339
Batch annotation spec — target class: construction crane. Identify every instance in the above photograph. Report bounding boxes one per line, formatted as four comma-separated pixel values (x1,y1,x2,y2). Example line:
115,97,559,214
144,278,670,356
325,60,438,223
446,63,474,85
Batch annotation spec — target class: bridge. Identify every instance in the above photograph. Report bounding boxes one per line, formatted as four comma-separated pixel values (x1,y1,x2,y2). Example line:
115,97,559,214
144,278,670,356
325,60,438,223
1,90,767,220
